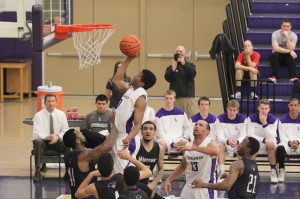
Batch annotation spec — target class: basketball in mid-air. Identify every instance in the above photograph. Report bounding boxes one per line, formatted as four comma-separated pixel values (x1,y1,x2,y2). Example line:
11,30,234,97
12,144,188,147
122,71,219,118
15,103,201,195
119,35,141,56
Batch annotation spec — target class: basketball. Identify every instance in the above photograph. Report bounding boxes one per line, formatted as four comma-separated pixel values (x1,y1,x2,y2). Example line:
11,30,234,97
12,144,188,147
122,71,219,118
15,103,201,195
119,35,141,56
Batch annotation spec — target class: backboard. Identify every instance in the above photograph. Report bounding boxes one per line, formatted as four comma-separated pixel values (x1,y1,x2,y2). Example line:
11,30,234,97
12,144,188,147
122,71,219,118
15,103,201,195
32,0,73,52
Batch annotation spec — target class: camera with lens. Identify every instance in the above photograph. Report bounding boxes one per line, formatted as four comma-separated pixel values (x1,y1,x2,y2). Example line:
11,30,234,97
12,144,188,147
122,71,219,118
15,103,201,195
174,53,181,61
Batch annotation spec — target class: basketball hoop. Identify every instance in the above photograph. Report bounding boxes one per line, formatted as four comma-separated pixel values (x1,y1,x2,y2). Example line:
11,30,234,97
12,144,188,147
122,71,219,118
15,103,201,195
55,24,116,69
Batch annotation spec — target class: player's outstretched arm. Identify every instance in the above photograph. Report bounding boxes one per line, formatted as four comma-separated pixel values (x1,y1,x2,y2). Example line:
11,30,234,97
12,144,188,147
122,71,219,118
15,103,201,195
80,109,117,163
122,96,147,148
112,56,135,94
192,160,243,191
75,170,99,198
148,145,165,189
179,141,219,156
164,157,187,195
117,149,152,180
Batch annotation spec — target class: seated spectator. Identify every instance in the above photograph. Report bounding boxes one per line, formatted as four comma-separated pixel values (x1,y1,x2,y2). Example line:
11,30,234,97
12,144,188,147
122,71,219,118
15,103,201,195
189,96,218,141
155,90,190,152
105,61,131,109
75,151,152,199
276,97,300,182
63,110,117,199
247,99,278,183
268,18,298,83
80,94,111,148
32,93,69,182
233,40,260,100
216,99,247,181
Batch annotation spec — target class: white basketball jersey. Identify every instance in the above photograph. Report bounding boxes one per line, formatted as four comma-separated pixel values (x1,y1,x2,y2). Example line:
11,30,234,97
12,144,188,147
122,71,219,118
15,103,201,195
184,138,217,185
115,87,147,135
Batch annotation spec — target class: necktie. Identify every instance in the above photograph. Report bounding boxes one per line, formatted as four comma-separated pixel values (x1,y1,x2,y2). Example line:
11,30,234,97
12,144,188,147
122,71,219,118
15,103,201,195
50,114,54,134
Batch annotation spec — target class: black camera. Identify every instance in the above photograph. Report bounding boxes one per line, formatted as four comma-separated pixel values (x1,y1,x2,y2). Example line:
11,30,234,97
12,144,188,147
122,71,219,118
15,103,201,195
174,53,181,61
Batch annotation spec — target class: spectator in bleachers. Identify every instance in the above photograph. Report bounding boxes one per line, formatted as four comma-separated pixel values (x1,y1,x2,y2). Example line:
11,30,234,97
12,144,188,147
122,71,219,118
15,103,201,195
247,99,278,183
268,18,298,83
164,45,197,118
276,97,300,182
155,90,190,153
189,96,218,141
232,40,260,100
105,61,131,109
216,99,247,181
80,94,111,148
32,93,69,182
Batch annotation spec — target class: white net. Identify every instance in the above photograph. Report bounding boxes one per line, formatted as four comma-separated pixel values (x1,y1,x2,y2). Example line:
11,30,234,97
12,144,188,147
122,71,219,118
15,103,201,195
72,26,116,69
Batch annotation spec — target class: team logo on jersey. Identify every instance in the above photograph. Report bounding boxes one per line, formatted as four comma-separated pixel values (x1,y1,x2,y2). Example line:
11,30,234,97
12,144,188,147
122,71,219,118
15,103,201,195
251,164,256,171
108,181,116,188
136,195,142,199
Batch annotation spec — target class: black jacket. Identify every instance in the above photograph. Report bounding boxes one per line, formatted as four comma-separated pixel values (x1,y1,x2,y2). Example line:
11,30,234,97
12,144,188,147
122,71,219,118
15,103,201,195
209,33,235,59
164,61,196,98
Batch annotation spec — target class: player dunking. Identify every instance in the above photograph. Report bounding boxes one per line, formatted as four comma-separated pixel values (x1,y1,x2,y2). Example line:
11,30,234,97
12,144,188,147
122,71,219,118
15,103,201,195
112,56,156,173
192,137,260,199
164,120,219,199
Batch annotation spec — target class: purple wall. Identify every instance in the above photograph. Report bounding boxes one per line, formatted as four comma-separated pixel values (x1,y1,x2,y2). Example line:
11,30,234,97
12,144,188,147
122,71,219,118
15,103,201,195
0,11,42,91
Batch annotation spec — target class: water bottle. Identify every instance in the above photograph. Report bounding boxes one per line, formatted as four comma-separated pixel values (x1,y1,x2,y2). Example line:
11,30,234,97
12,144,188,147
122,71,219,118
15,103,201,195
47,81,52,88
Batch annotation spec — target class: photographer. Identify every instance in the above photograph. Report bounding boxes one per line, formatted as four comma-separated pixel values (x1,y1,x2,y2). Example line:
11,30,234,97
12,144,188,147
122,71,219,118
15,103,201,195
164,45,197,118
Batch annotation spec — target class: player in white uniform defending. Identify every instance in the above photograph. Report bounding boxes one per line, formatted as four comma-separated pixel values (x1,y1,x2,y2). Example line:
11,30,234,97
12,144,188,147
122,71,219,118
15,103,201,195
276,97,300,182
216,99,247,178
164,120,219,199
247,98,278,183
112,56,156,173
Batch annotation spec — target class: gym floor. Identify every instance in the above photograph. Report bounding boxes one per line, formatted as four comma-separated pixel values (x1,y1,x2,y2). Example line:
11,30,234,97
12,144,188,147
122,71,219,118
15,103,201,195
0,96,299,199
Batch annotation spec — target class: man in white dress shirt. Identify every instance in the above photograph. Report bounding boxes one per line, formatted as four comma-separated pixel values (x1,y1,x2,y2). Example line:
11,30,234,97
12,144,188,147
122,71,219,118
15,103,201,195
32,93,69,182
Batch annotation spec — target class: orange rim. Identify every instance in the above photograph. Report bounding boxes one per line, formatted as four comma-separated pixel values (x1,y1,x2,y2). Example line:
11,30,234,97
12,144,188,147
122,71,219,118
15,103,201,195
55,24,116,39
